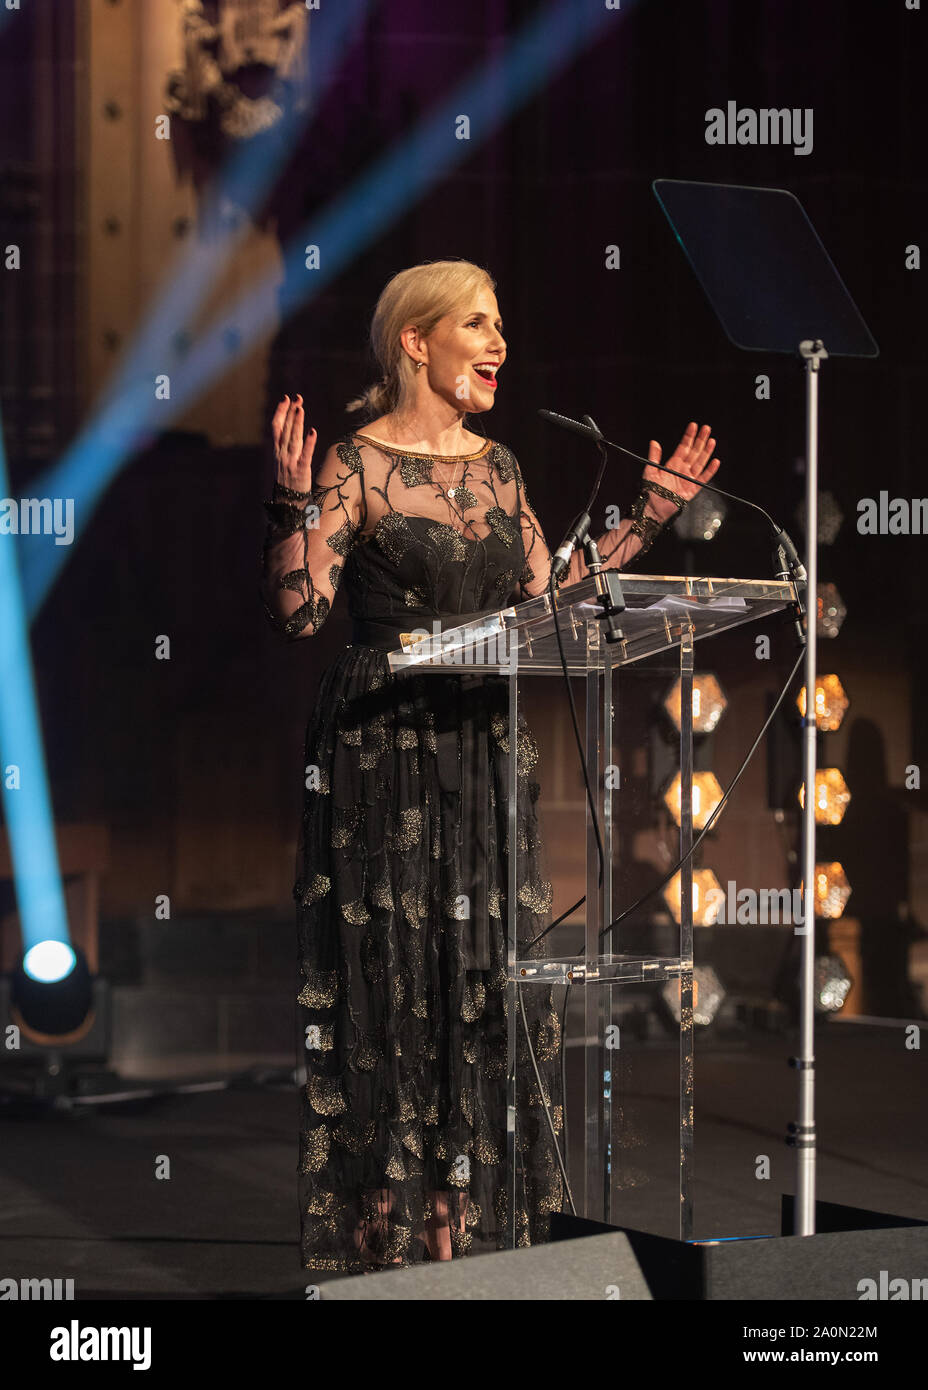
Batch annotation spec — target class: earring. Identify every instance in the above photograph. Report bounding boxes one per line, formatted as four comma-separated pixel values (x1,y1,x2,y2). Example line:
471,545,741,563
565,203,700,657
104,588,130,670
416,361,424,371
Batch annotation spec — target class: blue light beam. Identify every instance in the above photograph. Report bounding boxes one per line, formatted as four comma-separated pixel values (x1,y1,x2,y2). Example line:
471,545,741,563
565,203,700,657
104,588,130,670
0,423,72,952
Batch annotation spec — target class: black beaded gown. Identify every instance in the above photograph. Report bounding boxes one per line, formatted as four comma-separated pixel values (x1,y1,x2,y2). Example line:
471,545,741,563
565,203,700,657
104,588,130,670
260,430,620,1273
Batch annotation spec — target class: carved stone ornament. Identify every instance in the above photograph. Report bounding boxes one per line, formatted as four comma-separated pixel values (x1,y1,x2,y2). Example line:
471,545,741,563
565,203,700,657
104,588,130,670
165,0,309,140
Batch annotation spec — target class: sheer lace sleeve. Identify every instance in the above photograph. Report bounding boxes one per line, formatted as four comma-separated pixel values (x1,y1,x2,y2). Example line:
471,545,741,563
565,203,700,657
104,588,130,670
512,454,557,601
512,451,681,600
260,439,366,640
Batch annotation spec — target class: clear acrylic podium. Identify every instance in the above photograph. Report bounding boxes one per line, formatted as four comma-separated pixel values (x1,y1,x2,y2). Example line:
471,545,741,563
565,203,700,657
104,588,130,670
384,570,801,1247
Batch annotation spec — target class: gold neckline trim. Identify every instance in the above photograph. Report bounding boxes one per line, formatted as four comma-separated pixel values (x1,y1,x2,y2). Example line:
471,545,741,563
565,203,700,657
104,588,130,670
352,432,492,463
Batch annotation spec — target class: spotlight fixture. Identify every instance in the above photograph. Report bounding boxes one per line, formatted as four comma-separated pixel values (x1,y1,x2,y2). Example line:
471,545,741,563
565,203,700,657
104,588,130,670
797,675,850,732
663,770,724,831
799,768,851,826
814,862,852,920
814,954,853,1013
662,868,724,926
816,583,846,639
674,490,728,542
796,490,844,545
663,674,728,734
661,965,725,1027
11,942,94,1041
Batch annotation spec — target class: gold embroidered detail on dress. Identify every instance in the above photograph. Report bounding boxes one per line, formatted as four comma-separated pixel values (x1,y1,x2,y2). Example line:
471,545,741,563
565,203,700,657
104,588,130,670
494,567,516,604
298,968,338,1008
401,883,429,925
331,805,362,847
518,878,553,914
374,511,414,566
489,442,516,483
296,872,330,906
490,712,539,775
387,805,421,852
335,1117,376,1154
336,439,364,474
485,505,519,548
341,898,371,926
399,454,434,488
385,1148,407,1181
300,1125,330,1173
352,1034,380,1071
327,519,360,557
451,483,478,511
474,1132,499,1165
461,978,486,1023
371,874,394,911
401,1124,424,1159
306,1074,347,1116
426,522,469,563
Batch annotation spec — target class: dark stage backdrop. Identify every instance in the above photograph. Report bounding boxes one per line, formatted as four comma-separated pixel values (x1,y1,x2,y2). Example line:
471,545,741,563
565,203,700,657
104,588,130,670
2,0,926,1024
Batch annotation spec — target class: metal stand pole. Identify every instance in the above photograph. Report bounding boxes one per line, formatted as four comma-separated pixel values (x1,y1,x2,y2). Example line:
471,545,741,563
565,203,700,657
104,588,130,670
793,337,827,1235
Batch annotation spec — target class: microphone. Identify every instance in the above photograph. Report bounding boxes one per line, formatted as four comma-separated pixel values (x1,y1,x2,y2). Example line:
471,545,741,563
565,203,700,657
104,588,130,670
538,408,807,584
551,511,592,583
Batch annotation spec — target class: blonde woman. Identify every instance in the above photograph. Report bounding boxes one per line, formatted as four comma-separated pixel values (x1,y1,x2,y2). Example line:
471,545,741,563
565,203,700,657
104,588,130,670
261,259,720,1273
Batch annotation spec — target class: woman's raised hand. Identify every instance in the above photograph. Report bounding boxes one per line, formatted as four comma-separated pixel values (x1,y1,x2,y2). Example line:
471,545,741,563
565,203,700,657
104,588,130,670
642,422,721,522
271,394,317,490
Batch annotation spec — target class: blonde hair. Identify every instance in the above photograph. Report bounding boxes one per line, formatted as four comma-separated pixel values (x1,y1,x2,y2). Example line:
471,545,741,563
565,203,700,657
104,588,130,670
346,259,497,419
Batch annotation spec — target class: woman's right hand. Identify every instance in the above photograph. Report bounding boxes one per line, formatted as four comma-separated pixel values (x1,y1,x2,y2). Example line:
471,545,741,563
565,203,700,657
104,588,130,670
271,393,317,490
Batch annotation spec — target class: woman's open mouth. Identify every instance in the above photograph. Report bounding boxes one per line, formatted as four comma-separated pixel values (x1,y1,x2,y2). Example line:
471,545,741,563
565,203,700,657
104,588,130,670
472,362,499,390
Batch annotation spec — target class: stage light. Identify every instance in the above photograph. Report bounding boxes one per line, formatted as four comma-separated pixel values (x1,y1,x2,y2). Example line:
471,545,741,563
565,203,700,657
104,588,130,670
674,490,728,541
799,768,851,826
814,954,852,1013
11,943,94,1040
661,966,725,1027
662,868,724,926
816,583,846,639
663,771,724,830
663,674,728,734
796,490,844,544
797,675,850,732
814,862,852,920
23,940,76,984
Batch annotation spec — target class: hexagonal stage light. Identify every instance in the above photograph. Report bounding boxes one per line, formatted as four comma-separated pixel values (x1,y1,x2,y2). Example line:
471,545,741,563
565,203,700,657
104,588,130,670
663,770,724,830
661,965,725,1027
664,674,728,734
817,583,846,639
814,862,852,919
799,768,852,826
814,954,853,1013
797,674,850,732
796,490,844,545
662,867,724,926
674,490,728,541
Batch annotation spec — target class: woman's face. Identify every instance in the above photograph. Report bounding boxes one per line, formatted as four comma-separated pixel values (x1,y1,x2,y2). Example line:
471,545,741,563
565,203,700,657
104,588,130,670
416,287,507,413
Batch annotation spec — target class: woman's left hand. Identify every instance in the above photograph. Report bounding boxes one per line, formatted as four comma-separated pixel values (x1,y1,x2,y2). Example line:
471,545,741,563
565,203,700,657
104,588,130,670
642,422,721,522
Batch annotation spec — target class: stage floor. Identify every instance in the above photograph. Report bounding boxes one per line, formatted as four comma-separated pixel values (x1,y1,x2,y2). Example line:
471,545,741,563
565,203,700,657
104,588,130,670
0,1020,924,1299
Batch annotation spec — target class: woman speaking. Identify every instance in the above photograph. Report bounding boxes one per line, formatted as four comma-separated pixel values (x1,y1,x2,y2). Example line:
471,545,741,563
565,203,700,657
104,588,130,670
261,258,720,1273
